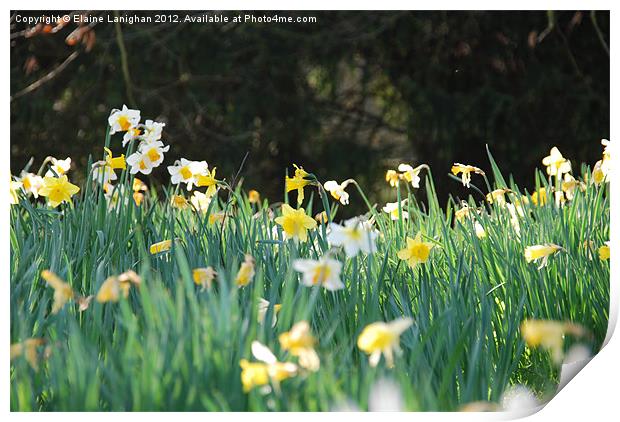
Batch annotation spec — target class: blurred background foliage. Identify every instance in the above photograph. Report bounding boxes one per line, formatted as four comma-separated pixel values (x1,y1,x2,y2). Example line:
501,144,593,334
10,10,609,211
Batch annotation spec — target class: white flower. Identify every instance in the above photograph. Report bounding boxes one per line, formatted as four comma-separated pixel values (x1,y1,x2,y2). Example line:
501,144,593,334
190,190,212,214
397,164,421,188
92,164,118,185
45,157,71,177
167,158,208,191
293,256,344,291
126,141,170,175
108,105,140,134
500,385,542,416
142,119,166,143
257,298,281,327
382,201,409,220
17,172,44,198
323,179,353,205
327,217,378,257
474,221,486,239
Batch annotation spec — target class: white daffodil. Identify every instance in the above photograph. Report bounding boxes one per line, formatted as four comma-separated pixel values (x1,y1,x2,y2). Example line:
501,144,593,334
142,119,166,143
382,200,409,220
92,164,118,185
324,179,353,205
45,157,71,177
257,298,281,327
126,141,170,175
327,217,378,257
190,190,212,214
293,256,344,291
108,105,140,135
18,172,44,198
397,164,421,188
167,158,209,191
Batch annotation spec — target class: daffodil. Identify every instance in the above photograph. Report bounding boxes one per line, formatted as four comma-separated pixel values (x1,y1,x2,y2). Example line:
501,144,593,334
314,211,328,224
451,163,485,188
285,164,313,206
18,172,43,198
520,319,585,364
486,188,511,206
397,233,434,269
167,158,208,191
170,194,190,209
10,179,22,205
542,146,571,177
324,179,353,205
257,298,282,327
248,189,261,204
279,321,320,371
132,177,147,206
96,270,141,303
38,175,80,207
357,317,413,367
190,190,212,214
45,157,71,177
474,221,486,239
235,254,255,287
141,119,166,143
93,164,118,185
10,338,47,370
397,164,422,188
530,188,547,206
209,211,226,225
193,267,217,290
41,270,74,314
122,126,143,147
454,204,471,222
150,239,172,255
382,200,409,220
195,167,218,197
293,256,344,291
561,173,585,200
385,170,400,187
327,217,378,257
108,105,140,134
274,204,317,242
599,242,610,260
127,141,170,175
240,341,297,393
524,243,563,269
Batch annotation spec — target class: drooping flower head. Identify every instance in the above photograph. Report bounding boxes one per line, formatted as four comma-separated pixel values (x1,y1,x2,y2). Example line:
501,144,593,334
192,267,217,290
357,317,413,367
324,179,353,205
520,319,585,364
195,167,219,198
451,163,485,188
18,172,44,198
524,243,563,269
236,254,256,287
279,321,320,371
41,270,74,314
258,298,282,327
239,341,297,393
542,147,571,177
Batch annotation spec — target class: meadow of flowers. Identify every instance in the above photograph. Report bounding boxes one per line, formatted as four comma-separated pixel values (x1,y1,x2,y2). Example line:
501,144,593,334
10,105,610,411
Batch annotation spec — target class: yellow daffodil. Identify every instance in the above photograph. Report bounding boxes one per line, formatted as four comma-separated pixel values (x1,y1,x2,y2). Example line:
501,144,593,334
104,147,126,170
150,239,172,255
599,242,610,260
520,319,585,364
542,147,571,177
41,270,74,314
108,105,140,134
132,177,147,206
524,243,563,269
248,189,261,204
18,172,44,198
96,270,141,303
314,211,328,224
193,267,217,290
285,164,313,206
385,170,400,187
45,157,71,177
530,188,547,206
208,211,226,225
240,341,297,393
397,233,434,269
257,298,282,327
357,317,413,367
327,217,378,257
10,338,47,370
38,175,80,207
10,179,22,205
195,167,218,198
382,200,409,220
451,163,485,188
235,254,255,287
274,204,317,242
279,321,320,371
170,194,190,209
293,256,344,291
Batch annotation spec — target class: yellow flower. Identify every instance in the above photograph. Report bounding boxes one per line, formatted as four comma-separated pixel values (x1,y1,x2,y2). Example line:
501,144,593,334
96,270,141,303
193,267,217,290
240,341,297,393
451,163,485,188
235,254,255,287
104,147,126,170
38,175,80,207
524,244,563,269
41,270,74,314
10,179,22,205
454,204,471,222
542,147,571,177
195,167,219,198
285,164,312,206
170,194,190,209
314,211,328,224
530,188,547,206
248,189,261,204
150,239,172,255
397,233,434,269
10,338,47,370
132,177,147,206
274,204,317,242
209,211,226,225
385,170,400,187
520,319,585,364
357,317,413,367
279,321,320,371
486,188,511,206
599,242,610,261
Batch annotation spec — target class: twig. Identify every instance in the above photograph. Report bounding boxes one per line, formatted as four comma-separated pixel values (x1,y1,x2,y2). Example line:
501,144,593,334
10,51,79,101
113,11,136,107
590,11,609,57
